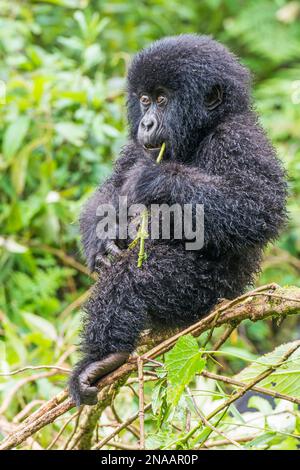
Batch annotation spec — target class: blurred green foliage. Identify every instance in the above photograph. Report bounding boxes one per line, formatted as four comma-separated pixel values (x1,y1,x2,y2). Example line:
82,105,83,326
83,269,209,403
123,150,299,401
0,0,300,449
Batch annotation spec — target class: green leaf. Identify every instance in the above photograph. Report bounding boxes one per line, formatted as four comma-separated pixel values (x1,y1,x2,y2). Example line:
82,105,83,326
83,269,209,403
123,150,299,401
247,395,273,414
245,432,276,449
55,122,86,146
3,116,30,161
235,341,300,397
23,312,57,342
165,334,206,406
151,379,166,415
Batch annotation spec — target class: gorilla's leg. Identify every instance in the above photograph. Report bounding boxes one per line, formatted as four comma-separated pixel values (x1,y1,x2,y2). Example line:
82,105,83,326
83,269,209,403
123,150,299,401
69,244,217,406
69,277,147,405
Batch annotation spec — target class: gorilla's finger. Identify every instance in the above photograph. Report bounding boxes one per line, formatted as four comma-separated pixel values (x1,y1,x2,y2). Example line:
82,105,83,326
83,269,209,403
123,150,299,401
95,253,111,268
106,241,122,257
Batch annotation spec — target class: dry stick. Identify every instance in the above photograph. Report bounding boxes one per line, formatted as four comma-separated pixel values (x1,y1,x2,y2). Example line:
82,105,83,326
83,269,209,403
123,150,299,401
0,365,71,376
13,400,44,424
202,435,254,449
32,243,96,279
60,288,92,320
0,370,61,415
137,357,145,449
92,403,152,450
0,416,43,450
0,347,74,416
143,284,280,360
203,284,278,347
63,406,84,450
247,292,300,303
1,285,300,450
201,370,300,405
211,324,237,351
47,409,81,450
186,387,242,449
111,402,140,440
21,390,69,428
106,442,140,450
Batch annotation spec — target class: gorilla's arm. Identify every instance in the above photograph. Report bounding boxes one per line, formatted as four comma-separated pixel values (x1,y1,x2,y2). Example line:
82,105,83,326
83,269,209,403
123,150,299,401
79,180,120,271
127,145,286,251
80,151,137,271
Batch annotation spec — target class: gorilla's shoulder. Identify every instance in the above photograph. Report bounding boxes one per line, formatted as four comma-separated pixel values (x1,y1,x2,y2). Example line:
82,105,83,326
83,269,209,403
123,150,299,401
212,112,274,154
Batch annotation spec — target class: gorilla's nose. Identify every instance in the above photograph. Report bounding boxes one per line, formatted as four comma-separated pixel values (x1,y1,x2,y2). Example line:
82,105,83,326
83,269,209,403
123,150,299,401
141,116,156,132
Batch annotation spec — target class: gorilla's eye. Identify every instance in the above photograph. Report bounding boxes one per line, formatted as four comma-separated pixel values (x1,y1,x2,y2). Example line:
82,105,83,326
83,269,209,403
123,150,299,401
157,95,167,106
140,95,151,106
205,85,223,111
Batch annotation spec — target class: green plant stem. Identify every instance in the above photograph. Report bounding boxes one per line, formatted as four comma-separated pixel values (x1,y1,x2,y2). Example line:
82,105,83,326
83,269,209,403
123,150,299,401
156,142,166,163
137,210,148,268
136,142,166,268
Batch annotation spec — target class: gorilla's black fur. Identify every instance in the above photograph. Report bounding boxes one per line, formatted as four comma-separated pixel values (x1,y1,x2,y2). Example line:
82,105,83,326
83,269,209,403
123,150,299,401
69,35,287,406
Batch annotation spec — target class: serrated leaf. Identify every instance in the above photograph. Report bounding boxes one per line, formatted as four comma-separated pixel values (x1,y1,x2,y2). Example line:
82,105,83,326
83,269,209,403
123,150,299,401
23,312,57,342
235,341,300,397
165,334,206,406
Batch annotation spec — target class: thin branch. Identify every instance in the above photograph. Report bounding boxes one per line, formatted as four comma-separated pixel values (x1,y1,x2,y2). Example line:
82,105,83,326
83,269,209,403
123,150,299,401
63,406,84,450
13,400,44,424
106,441,140,450
202,435,254,449
0,365,70,377
47,410,81,450
92,403,152,450
60,289,92,320
201,370,300,405
137,357,145,450
111,402,140,440
0,370,60,415
186,387,242,449
31,243,96,279
212,324,237,351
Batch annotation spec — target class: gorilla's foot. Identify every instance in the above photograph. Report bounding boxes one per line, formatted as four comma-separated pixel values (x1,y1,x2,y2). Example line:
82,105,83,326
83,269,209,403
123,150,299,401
69,352,130,406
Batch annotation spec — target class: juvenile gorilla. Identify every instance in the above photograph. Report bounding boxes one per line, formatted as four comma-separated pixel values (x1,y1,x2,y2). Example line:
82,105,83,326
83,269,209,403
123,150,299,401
69,35,287,406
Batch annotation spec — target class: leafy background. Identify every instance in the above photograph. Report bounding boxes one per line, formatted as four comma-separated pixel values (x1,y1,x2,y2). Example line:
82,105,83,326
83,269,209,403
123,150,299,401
0,0,300,450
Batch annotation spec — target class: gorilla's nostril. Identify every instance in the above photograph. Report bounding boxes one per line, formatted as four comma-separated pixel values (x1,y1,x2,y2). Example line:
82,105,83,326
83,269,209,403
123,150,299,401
142,117,155,132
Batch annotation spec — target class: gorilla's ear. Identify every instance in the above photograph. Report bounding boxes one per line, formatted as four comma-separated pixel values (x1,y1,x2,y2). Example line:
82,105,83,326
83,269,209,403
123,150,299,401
205,85,223,111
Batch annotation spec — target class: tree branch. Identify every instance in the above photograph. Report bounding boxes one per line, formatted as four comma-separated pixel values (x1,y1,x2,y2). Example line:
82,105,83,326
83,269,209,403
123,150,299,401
1,284,300,450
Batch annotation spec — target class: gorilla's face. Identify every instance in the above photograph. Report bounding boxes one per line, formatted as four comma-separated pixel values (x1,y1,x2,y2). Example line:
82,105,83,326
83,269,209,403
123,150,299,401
136,84,224,160
127,35,251,161
137,87,169,158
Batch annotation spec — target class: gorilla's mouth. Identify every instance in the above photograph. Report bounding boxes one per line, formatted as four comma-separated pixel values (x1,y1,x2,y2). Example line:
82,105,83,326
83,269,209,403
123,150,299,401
143,144,161,151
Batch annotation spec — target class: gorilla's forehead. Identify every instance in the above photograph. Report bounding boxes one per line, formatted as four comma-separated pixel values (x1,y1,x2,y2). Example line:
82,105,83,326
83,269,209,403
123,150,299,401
128,37,207,92
127,34,249,94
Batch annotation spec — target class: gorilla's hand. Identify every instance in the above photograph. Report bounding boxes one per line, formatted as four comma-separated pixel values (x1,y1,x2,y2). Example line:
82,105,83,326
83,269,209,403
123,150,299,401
124,158,167,206
86,226,122,273
69,352,130,406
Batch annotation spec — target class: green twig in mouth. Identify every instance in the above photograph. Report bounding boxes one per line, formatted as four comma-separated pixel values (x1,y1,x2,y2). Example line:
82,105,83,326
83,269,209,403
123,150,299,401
156,142,166,164
133,142,166,268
